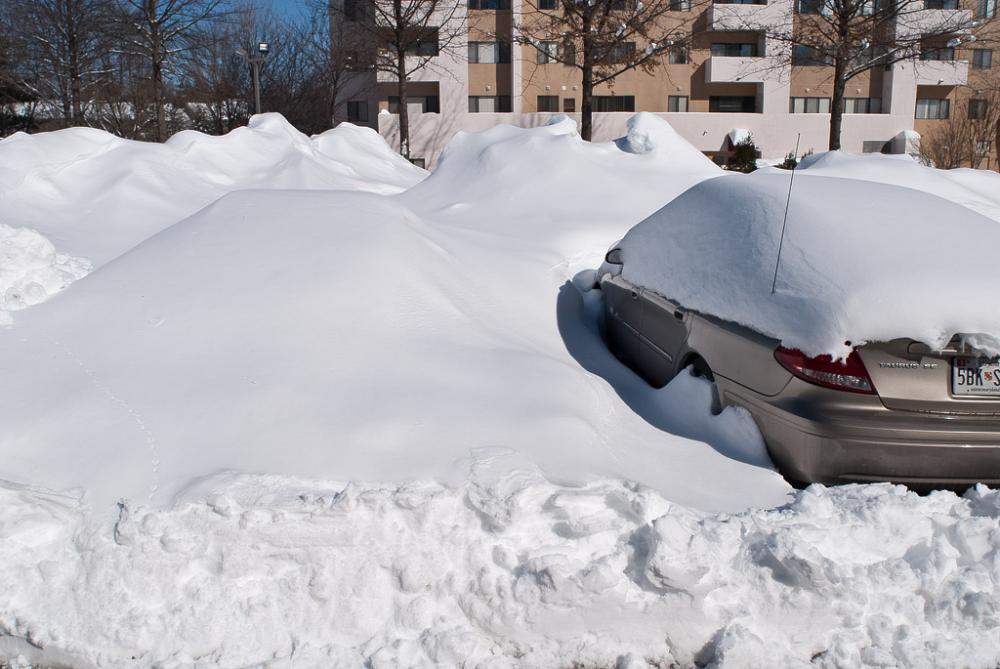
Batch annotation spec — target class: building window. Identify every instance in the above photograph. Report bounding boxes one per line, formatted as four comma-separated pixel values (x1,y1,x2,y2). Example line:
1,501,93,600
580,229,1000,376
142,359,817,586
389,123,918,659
400,29,439,56
709,96,755,112
468,0,511,8
596,42,636,64
796,0,826,13
669,0,691,9
977,0,997,17
844,97,881,113
969,99,988,120
468,41,511,63
790,97,831,113
537,95,559,111
593,95,635,112
346,100,368,122
915,98,950,119
389,95,440,113
563,98,576,112
792,45,833,65
668,95,689,112
562,42,576,64
921,46,955,61
536,41,559,63
976,140,992,154
973,49,993,69
539,0,558,8
344,0,358,20
468,95,512,112
925,0,959,7
668,47,689,64
711,43,758,57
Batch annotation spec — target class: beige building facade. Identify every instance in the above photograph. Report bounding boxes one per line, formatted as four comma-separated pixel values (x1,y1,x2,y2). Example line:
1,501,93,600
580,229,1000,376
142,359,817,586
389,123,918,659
336,0,999,168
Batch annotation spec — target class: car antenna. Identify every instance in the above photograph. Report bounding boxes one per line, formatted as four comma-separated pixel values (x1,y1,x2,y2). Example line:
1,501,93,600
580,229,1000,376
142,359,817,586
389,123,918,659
771,133,801,295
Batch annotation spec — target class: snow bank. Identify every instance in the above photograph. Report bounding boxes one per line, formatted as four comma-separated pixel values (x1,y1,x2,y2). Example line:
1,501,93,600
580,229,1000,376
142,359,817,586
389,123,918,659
618,173,1000,358
779,151,1000,222
0,114,426,266
3,467,1000,668
0,223,90,322
400,114,721,261
0,186,784,514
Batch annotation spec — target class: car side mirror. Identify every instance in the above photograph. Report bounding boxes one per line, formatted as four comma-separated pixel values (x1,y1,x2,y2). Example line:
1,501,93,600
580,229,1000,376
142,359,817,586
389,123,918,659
604,248,623,265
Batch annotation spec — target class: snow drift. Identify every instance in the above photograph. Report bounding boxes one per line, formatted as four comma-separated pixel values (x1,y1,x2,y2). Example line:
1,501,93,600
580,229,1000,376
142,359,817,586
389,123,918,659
779,151,1000,223
617,172,1000,358
0,114,425,266
0,188,783,514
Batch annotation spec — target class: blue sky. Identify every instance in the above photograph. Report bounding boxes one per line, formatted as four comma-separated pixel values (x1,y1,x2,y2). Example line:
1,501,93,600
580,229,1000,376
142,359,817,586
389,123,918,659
261,0,313,18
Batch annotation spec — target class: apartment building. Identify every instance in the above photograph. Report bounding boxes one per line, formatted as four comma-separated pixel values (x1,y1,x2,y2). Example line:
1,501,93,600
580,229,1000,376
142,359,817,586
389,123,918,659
335,0,999,168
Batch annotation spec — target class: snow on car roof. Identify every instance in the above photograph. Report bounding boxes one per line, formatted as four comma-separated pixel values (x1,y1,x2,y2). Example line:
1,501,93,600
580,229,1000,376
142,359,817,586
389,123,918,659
617,172,1000,358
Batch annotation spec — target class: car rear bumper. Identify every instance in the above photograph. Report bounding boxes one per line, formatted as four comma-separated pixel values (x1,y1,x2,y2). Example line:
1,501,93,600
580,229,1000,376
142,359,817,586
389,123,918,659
720,377,1000,488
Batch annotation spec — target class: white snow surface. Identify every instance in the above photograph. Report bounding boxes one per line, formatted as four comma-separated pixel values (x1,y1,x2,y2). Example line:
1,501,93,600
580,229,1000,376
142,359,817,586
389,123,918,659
778,151,1000,222
3,114,1000,668
0,223,90,323
619,172,1000,358
5,469,1000,669
0,114,425,265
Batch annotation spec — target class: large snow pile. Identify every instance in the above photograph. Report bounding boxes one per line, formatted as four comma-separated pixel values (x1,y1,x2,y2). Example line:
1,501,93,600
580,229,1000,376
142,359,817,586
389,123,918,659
0,114,425,266
618,173,1000,358
3,115,1000,668
778,151,1000,222
0,187,782,513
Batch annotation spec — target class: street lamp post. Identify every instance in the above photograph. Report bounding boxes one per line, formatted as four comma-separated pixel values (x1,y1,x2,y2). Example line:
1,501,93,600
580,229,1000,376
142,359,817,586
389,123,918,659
236,42,270,115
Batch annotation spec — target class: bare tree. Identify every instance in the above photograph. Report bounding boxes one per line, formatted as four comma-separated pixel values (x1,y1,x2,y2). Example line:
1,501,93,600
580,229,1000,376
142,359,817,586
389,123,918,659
515,0,704,141
734,0,983,150
3,0,113,127
0,15,39,135
330,0,465,158
302,0,371,127
920,86,1000,168
115,0,229,141
177,9,254,134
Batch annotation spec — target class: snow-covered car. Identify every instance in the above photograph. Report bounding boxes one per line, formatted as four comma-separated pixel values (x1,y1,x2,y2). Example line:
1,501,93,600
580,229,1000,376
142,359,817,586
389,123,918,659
599,172,1000,488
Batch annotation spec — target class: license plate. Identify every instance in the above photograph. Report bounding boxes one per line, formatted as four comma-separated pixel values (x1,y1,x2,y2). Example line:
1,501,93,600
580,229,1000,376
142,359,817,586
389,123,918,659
952,357,1000,396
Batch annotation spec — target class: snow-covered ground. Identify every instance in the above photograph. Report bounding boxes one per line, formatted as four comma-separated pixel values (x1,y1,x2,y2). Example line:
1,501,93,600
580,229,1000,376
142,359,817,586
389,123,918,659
2,114,1000,668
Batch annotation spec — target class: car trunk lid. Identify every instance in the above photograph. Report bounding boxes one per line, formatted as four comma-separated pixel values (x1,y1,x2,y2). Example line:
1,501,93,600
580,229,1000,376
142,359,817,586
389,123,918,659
859,337,1000,415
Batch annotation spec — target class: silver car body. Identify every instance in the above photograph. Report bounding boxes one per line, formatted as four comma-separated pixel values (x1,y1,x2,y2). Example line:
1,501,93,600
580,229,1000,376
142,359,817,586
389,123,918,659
600,272,1000,487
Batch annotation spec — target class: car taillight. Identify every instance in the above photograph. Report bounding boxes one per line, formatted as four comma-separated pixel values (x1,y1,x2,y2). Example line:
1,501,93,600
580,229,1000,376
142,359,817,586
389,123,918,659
774,347,876,394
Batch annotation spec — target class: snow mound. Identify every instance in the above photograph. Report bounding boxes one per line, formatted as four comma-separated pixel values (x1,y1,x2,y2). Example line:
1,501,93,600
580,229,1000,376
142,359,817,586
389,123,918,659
0,188,785,513
621,113,718,168
618,173,1000,357
3,469,999,668
400,114,722,259
777,151,1000,222
0,223,90,321
0,114,426,266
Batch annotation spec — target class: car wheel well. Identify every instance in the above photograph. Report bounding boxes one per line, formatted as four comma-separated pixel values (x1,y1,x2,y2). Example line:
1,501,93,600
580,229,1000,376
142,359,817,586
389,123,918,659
681,352,714,382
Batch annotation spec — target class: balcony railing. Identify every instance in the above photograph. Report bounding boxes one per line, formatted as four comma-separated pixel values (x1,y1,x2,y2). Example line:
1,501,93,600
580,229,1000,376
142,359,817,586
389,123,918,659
705,55,769,82
914,59,969,85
